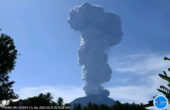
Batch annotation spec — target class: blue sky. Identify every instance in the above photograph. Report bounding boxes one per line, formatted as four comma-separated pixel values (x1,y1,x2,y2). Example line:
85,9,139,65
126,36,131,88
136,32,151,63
0,0,170,104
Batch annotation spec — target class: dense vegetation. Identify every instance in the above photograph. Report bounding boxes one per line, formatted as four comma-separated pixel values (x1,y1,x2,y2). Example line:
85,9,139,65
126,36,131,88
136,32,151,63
73,101,146,110
5,93,146,110
0,34,18,104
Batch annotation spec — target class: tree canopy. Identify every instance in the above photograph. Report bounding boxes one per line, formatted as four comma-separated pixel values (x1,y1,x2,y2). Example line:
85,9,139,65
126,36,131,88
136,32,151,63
0,33,18,103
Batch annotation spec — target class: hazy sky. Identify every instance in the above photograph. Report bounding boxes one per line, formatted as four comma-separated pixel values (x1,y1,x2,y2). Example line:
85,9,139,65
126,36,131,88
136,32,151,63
0,0,170,104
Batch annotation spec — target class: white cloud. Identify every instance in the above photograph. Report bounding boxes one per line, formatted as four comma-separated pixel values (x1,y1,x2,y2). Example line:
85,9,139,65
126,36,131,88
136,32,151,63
16,85,85,103
109,74,167,104
107,52,170,106
109,53,170,75
109,86,151,104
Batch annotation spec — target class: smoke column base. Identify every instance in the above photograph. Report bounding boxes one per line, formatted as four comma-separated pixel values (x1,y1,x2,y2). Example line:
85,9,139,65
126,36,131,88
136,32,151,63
71,95,115,106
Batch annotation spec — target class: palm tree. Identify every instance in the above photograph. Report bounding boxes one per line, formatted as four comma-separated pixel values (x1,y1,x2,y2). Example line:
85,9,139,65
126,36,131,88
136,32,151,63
38,92,53,101
57,97,64,106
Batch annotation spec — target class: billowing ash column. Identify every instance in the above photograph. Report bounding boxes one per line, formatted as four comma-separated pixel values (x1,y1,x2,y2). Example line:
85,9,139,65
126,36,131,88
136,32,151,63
68,3,123,97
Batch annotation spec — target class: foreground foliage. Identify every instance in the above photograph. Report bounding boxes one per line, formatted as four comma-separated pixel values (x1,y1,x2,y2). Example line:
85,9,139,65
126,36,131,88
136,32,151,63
73,101,146,110
157,57,170,102
146,56,170,107
0,34,18,104
3,93,146,110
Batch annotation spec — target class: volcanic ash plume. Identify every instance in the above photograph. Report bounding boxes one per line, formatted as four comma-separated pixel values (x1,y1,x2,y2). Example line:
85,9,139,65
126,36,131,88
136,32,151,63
68,3,123,97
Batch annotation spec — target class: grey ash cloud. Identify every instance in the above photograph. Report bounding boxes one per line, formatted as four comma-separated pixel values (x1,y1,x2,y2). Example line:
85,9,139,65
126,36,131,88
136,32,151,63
68,2,123,97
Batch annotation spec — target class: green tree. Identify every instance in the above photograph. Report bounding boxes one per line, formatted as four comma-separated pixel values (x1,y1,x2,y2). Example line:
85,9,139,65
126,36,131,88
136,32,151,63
57,97,64,106
157,57,170,102
73,103,82,110
72,101,146,110
145,56,170,107
8,92,58,107
0,34,18,104
39,92,53,102
16,92,54,106
26,92,53,106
